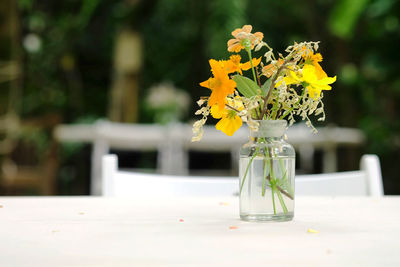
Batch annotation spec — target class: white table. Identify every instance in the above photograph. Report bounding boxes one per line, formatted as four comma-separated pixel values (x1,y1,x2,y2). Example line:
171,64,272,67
0,196,398,266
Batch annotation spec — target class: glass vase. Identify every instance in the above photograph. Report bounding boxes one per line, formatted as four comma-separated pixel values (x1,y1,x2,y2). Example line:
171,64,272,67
239,120,295,222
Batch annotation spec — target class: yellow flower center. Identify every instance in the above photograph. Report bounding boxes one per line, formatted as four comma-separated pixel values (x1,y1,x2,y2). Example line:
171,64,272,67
227,109,237,119
212,79,222,88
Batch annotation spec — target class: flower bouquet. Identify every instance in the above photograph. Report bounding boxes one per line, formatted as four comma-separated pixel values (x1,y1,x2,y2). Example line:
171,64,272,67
192,25,336,221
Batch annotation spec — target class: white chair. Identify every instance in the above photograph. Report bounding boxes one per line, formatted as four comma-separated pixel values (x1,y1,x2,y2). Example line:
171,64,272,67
102,154,383,197
55,121,366,195
296,154,384,196
102,154,238,197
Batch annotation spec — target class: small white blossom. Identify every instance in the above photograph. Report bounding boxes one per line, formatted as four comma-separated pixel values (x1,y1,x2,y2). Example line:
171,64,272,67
191,118,206,142
195,106,209,116
264,50,274,63
197,99,206,106
314,42,319,51
255,41,266,51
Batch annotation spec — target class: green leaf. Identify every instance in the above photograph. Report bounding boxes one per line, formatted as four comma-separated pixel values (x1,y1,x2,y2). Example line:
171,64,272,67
261,77,273,96
233,75,260,98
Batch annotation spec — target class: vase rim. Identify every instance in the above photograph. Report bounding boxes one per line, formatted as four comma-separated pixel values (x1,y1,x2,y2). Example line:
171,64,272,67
252,119,287,123
250,120,287,138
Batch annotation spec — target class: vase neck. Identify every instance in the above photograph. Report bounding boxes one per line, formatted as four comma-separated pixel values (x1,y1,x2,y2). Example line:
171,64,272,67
250,120,287,138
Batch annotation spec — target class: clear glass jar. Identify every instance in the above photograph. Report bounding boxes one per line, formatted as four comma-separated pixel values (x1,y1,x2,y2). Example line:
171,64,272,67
239,120,295,222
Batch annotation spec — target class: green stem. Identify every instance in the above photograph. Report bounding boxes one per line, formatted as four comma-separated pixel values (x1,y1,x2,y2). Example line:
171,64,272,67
278,159,287,180
266,144,289,214
271,185,277,215
269,94,280,120
265,145,278,214
261,140,269,196
246,48,257,84
276,190,289,214
239,147,259,194
278,159,294,197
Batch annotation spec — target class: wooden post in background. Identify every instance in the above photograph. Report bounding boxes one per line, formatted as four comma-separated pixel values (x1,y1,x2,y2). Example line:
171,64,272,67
108,29,143,123
0,0,21,157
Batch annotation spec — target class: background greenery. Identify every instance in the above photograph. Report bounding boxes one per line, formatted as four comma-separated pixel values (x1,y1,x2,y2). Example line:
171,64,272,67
2,0,399,194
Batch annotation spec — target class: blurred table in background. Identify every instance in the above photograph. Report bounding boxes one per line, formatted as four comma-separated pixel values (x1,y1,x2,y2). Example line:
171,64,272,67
54,120,366,195
0,196,399,266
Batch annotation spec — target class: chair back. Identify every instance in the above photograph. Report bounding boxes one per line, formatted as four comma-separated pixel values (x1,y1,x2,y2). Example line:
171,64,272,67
102,154,383,197
102,154,238,197
295,155,383,196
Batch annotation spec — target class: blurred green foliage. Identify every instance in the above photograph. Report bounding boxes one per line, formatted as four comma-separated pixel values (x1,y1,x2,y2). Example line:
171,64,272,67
5,0,400,193
17,0,117,120
328,0,370,39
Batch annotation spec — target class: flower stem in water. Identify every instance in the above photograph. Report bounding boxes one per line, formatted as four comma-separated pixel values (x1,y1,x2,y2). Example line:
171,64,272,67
240,147,260,194
262,157,268,196
271,185,277,215
276,190,289,214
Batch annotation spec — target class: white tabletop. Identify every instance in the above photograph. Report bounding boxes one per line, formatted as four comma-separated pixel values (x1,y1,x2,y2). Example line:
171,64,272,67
0,196,399,267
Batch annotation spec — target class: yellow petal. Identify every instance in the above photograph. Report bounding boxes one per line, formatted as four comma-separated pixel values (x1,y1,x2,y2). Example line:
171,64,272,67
306,86,321,100
286,71,302,85
242,25,253,33
240,61,251,71
208,90,227,109
313,62,328,79
252,57,261,66
229,54,241,65
228,43,244,53
199,78,214,89
276,70,302,88
241,57,262,71
302,65,318,82
225,60,240,74
317,76,337,85
253,32,264,42
227,39,238,46
215,115,242,136
210,104,225,119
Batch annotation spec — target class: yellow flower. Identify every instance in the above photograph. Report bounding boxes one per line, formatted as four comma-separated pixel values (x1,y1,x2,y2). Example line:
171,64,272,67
225,55,261,75
303,50,327,80
227,25,264,53
210,98,244,136
284,64,336,99
200,59,236,109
